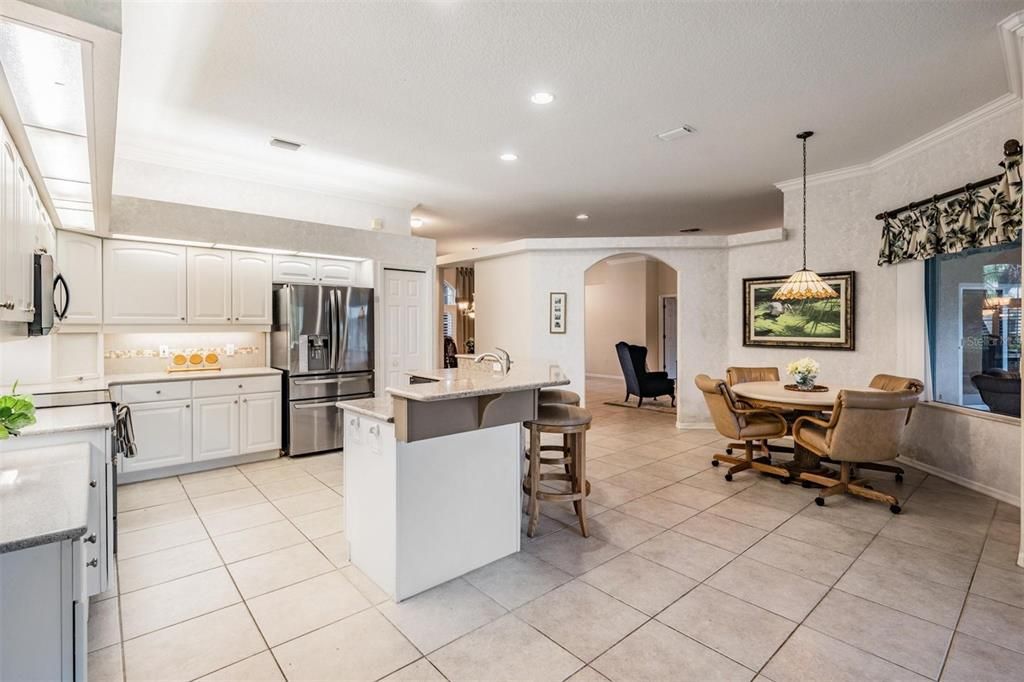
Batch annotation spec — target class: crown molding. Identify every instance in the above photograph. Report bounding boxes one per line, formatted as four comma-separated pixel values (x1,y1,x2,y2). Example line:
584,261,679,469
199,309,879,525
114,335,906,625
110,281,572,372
775,93,1021,193
998,11,1024,97
116,141,419,211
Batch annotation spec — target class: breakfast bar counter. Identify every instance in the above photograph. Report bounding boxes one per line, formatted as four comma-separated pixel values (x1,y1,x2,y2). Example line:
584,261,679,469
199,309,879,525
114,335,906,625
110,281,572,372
339,361,569,600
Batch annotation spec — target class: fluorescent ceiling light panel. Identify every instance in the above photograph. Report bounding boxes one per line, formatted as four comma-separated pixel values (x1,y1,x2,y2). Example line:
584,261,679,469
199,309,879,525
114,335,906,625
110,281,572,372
52,199,92,211
297,252,366,262
23,126,90,182
0,20,87,135
111,234,214,248
56,208,93,230
44,178,92,203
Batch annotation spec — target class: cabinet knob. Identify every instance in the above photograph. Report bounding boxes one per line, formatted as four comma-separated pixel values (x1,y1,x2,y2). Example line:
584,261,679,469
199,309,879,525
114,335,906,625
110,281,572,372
242,398,247,403
235,317,240,321
180,316,185,321
85,534,97,544
0,301,14,310
238,384,243,389
234,400,238,404
86,558,98,567
89,480,97,488
155,390,162,394
186,404,191,409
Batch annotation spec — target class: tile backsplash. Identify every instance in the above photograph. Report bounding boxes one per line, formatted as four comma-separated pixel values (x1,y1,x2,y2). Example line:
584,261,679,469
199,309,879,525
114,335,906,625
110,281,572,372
104,332,267,375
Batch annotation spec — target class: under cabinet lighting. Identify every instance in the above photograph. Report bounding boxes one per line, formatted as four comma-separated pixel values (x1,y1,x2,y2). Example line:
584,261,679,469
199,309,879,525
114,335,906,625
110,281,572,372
212,244,296,255
110,234,215,248
296,252,367,262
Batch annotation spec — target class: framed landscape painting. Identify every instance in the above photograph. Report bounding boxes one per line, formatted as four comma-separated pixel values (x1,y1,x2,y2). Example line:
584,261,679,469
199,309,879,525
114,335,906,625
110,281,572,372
743,271,855,350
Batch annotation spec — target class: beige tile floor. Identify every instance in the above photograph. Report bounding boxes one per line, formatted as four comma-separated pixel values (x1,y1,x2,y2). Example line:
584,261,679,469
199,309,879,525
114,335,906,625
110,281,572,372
89,377,1024,681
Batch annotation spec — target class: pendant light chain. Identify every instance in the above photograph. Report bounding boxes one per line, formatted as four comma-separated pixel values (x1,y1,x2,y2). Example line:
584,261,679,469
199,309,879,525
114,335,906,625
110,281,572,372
801,133,808,270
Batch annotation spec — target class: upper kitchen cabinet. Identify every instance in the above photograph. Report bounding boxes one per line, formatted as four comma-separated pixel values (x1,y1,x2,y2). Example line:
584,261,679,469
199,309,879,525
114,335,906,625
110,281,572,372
103,239,187,324
273,255,317,283
317,259,358,285
56,230,103,325
0,123,36,322
231,251,272,324
187,248,232,324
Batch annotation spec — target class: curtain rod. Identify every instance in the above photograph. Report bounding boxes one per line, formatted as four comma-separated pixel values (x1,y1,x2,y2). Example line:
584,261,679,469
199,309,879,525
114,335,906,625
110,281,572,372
874,138,1021,221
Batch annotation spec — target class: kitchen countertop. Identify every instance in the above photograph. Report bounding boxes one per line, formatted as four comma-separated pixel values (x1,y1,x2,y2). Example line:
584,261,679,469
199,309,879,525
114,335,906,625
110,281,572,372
5,367,282,395
385,362,570,403
14,404,115,437
0,443,91,553
338,396,395,422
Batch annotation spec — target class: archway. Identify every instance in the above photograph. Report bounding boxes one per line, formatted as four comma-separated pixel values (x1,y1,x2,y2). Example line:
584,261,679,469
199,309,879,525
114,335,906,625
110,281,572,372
583,253,679,422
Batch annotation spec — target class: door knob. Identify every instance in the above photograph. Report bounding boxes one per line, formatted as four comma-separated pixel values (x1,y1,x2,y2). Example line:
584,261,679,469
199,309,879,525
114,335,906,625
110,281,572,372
89,480,97,488
86,559,98,567
85,534,97,544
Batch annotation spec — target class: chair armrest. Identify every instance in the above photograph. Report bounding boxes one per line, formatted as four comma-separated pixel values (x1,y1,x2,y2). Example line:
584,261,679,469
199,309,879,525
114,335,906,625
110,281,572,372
793,415,833,430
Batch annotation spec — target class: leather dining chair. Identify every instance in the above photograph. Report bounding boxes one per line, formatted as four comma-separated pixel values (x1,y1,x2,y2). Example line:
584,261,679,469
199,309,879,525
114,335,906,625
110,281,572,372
724,366,795,458
793,389,919,513
694,374,790,482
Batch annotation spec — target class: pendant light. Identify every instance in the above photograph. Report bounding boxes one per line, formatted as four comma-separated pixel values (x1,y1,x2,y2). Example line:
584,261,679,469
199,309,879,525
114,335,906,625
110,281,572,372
773,131,839,301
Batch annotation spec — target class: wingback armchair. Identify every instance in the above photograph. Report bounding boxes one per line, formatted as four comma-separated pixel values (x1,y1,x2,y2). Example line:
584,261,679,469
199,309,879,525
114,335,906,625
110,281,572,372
615,342,675,407
793,389,919,514
694,374,790,482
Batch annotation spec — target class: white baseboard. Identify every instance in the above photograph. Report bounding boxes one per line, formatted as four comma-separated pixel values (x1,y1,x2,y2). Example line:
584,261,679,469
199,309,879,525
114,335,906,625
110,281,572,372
586,373,622,380
896,455,1019,506
676,421,714,430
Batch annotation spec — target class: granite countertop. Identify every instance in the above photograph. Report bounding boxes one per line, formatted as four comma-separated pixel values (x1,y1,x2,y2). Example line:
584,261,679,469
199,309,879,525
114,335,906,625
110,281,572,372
0,443,91,553
385,361,569,402
339,396,395,422
15,404,115,437
4,367,282,395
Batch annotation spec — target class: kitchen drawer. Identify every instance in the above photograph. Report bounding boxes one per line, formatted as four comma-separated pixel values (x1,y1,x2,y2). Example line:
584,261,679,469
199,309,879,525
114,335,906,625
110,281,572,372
192,374,281,398
120,381,192,403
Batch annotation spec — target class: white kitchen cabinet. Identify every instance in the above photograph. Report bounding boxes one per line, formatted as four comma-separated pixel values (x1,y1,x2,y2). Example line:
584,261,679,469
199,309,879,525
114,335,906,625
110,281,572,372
240,391,282,454
193,395,240,461
103,240,187,324
273,255,317,283
0,125,35,322
187,248,232,324
56,230,103,324
317,259,357,285
121,399,193,473
232,251,273,324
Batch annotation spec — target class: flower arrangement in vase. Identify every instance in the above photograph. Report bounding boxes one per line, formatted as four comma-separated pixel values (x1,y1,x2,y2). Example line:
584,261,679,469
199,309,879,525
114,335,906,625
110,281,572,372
0,381,36,439
787,357,821,391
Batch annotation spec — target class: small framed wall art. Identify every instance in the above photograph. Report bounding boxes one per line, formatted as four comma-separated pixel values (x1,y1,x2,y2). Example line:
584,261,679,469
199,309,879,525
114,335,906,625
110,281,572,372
549,292,567,334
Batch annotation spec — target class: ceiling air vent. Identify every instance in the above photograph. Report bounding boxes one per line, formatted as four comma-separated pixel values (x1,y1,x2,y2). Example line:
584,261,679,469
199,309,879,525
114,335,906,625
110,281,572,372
270,137,303,151
656,125,697,142
679,228,701,233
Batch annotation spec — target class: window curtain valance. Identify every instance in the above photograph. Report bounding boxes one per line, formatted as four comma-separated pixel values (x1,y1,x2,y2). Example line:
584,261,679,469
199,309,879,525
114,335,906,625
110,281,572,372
877,152,1021,266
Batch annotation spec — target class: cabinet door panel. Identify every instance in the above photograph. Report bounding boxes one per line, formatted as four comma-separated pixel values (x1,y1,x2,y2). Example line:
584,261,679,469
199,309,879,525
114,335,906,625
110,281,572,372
104,240,187,324
0,129,33,322
56,230,103,324
121,400,192,472
231,252,272,324
272,255,316,283
240,391,281,454
316,259,356,285
187,248,232,324
192,396,240,461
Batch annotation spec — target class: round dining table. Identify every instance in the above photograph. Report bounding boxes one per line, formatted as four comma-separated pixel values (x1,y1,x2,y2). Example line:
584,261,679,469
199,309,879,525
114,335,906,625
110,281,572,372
729,380,883,476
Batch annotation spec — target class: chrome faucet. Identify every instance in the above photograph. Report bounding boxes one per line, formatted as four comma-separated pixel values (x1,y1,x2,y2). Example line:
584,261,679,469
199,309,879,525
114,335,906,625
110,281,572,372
474,347,513,375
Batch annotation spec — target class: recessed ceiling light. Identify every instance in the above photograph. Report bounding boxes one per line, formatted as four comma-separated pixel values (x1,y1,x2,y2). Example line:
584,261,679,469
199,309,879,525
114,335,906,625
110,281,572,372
499,152,518,162
530,92,555,105
410,218,424,228
576,214,589,221
657,125,697,142
270,137,302,151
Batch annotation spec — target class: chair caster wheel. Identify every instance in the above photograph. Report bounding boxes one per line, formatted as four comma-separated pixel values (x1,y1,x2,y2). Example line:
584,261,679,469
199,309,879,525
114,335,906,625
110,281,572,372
801,481,813,488
814,497,825,507
779,477,791,485
725,448,733,455
895,473,904,483
711,460,720,467
890,504,902,514
724,473,733,482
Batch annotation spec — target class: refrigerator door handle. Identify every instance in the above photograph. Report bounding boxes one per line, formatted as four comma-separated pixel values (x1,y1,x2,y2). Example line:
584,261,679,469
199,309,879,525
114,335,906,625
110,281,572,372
332,288,342,372
294,376,368,385
293,400,343,410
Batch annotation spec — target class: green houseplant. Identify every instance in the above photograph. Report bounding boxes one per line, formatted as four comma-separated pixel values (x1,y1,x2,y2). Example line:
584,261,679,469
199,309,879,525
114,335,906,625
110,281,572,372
0,381,36,439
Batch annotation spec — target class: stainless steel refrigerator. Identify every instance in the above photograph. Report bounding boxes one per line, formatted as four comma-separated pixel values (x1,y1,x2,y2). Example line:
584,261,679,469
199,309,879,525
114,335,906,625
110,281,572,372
271,283,374,456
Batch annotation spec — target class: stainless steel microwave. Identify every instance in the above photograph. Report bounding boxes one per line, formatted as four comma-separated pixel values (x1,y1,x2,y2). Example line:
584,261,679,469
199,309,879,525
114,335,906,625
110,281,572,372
28,252,69,336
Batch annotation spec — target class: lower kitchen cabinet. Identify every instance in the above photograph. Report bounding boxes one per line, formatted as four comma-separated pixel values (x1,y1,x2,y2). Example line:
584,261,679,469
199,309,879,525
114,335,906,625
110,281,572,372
193,395,240,461
122,399,193,473
0,539,86,681
240,391,281,454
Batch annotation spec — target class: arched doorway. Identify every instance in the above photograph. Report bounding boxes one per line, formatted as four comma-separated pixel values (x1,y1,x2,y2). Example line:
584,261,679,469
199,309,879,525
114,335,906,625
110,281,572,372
583,253,679,421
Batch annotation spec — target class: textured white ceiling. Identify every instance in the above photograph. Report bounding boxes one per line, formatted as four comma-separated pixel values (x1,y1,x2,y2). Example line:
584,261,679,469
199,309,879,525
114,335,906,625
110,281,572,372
116,1,1024,254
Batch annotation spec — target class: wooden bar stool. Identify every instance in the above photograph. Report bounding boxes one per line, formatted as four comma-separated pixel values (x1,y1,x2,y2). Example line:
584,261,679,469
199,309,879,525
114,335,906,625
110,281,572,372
535,389,582,473
524,404,592,537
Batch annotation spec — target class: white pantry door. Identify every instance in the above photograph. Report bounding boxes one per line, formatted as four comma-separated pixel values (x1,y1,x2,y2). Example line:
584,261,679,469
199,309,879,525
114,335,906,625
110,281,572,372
384,269,429,388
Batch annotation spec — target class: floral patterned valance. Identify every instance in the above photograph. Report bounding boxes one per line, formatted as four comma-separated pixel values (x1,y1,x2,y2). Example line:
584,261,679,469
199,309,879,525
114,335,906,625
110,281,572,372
877,153,1021,266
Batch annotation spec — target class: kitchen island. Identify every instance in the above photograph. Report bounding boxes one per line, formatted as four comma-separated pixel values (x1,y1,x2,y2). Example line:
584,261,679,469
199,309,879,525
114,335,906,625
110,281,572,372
339,361,569,601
